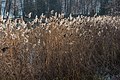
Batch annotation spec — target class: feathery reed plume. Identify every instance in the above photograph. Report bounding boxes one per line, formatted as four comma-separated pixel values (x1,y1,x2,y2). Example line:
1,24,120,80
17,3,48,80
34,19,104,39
1,14,120,80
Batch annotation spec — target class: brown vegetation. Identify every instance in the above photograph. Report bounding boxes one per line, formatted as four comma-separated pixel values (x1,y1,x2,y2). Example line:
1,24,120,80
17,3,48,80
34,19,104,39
0,15,120,80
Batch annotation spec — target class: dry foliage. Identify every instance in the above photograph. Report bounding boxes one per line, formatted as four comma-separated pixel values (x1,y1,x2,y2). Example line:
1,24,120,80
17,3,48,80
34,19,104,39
0,15,120,80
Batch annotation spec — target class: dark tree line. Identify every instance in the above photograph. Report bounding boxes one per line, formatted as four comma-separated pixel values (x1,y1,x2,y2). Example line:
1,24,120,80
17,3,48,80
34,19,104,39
0,0,120,18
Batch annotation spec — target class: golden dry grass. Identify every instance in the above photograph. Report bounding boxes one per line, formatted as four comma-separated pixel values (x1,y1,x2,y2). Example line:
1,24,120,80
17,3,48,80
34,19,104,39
0,15,120,80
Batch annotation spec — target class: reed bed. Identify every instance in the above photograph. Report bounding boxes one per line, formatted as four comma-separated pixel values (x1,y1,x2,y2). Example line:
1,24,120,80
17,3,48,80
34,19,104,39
0,15,120,80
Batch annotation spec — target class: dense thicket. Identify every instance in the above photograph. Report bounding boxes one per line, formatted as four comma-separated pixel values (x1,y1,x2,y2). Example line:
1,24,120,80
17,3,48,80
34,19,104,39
0,15,120,80
1,0,120,18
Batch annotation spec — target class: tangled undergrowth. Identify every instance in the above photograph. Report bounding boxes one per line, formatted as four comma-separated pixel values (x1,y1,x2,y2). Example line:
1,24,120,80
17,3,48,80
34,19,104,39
0,15,120,80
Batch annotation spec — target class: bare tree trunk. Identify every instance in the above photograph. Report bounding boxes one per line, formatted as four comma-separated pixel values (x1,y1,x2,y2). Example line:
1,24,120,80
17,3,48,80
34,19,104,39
20,0,23,17
3,0,8,18
0,0,1,15
7,0,12,18
65,0,67,14
69,0,72,14
14,0,17,18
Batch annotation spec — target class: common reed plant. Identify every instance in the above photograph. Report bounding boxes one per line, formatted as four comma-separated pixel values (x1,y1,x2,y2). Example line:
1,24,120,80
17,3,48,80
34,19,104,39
0,15,120,80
